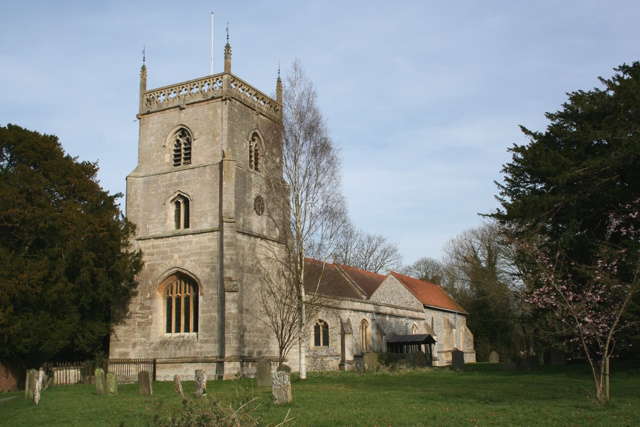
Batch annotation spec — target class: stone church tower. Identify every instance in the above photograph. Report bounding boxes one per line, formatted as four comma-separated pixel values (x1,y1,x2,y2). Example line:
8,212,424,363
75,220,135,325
109,42,286,380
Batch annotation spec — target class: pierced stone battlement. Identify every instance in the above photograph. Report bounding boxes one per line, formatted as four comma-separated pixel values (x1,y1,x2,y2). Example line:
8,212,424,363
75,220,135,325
141,72,280,120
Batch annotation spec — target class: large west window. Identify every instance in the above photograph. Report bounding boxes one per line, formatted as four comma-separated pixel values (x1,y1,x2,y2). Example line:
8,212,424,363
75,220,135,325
165,275,199,334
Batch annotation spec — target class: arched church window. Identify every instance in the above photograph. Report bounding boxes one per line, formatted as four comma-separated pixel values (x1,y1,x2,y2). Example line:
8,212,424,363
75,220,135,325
172,128,192,167
359,319,370,353
172,195,190,230
249,133,262,172
314,320,329,347
411,324,419,335
165,275,199,334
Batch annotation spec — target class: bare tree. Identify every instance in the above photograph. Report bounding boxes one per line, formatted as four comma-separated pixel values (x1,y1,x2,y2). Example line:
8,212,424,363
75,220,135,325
332,224,403,273
401,257,444,284
264,60,345,379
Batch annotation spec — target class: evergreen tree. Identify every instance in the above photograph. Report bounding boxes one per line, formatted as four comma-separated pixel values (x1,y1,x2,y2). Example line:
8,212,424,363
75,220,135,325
0,124,142,365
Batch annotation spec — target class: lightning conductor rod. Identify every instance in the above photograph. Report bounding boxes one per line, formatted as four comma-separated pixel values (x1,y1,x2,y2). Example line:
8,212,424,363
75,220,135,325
210,11,214,75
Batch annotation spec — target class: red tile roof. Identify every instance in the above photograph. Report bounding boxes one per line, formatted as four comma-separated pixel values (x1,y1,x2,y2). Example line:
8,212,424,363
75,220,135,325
303,258,363,300
390,272,468,314
335,264,385,298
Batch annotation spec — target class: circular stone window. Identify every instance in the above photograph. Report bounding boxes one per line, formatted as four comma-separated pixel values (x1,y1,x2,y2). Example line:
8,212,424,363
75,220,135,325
254,195,265,216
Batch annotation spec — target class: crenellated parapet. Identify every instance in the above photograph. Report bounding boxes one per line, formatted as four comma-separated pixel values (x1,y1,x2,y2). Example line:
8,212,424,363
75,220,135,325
140,72,281,121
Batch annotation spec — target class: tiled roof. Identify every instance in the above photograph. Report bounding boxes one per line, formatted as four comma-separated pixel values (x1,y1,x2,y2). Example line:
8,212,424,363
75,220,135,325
303,258,363,300
390,272,468,314
335,264,386,298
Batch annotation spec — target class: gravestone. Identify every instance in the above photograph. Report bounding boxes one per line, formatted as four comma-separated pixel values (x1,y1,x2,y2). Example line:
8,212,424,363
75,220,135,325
195,369,207,397
138,370,152,395
271,371,292,405
503,359,516,372
33,369,44,406
451,349,465,370
363,353,379,371
489,351,500,363
106,372,118,395
276,364,292,373
95,368,106,396
174,374,184,398
256,358,272,388
25,369,35,400
550,350,566,366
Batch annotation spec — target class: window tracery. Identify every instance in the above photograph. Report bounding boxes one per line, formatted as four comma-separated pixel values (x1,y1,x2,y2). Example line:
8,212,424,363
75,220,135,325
359,319,370,353
172,128,192,167
165,275,198,334
314,320,329,347
172,195,190,230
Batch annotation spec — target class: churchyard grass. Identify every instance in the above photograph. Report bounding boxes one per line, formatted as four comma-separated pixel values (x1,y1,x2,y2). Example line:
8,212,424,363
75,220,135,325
1,362,639,426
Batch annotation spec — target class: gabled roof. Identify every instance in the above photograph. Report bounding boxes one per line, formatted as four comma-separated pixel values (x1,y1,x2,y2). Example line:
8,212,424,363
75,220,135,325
335,263,386,298
390,272,468,314
303,258,363,300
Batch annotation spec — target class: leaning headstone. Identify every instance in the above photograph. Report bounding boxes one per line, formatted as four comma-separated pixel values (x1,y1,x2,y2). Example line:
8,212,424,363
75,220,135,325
271,371,292,405
174,374,184,398
195,369,207,397
451,349,465,370
363,353,379,371
106,372,118,395
489,351,500,363
95,368,106,396
276,364,292,373
256,358,272,388
138,370,152,395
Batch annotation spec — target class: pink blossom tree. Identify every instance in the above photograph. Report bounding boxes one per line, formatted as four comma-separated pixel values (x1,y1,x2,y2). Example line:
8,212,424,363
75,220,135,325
514,200,640,403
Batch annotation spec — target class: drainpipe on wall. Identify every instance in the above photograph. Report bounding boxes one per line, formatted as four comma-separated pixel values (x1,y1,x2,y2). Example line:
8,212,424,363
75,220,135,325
371,312,376,351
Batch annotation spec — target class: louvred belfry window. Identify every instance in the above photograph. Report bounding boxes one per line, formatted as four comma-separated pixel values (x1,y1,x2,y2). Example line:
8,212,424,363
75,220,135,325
165,276,199,334
172,128,192,167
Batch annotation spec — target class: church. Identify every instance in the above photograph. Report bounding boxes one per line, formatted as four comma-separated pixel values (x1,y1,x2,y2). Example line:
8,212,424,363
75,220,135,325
109,41,475,380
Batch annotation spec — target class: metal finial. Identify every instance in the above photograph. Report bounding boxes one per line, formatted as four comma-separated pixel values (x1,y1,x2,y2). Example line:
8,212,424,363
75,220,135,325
278,58,281,77
142,45,146,65
226,22,229,42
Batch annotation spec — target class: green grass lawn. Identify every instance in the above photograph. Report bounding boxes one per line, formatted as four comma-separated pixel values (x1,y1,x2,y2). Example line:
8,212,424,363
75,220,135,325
2,362,639,426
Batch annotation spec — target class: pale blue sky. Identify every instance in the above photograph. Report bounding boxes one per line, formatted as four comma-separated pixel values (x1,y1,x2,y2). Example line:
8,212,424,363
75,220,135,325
1,1,639,264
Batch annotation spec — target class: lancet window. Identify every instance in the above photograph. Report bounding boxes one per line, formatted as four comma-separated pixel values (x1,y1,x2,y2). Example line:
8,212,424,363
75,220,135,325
359,319,370,353
165,276,199,334
314,320,329,347
172,128,192,167
173,195,190,230
249,133,261,172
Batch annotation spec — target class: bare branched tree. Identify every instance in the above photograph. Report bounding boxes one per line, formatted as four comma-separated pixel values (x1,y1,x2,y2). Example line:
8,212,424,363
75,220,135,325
261,60,346,379
401,257,444,284
332,224,403,273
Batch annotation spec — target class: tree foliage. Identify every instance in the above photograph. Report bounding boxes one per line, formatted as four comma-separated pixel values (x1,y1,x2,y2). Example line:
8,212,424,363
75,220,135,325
0,124,142,365
402,257,444,284
492,63,640,402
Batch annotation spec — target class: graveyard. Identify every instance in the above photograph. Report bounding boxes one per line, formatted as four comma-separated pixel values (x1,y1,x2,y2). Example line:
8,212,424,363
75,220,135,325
2,361,639,426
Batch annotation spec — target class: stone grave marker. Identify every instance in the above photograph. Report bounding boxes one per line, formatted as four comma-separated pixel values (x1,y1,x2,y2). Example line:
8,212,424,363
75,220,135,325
256,358,272,388
195,369,207,397
503,359,516,372
276,364,292,373
489,351,500,363
364,352,379,371
33,369,44,406
174,374,184,398
106,372,118,395
25,369,35,400
271,371,292,405
95,368,106,396
138,370,152,395
451,349,465,370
